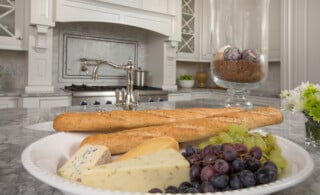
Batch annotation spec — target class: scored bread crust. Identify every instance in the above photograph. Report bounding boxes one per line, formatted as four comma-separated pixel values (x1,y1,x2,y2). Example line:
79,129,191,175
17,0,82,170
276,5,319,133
80,107,283,154
53,107,243,132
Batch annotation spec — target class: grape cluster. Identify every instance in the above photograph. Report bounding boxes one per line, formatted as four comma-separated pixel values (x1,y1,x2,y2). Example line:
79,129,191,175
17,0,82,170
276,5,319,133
148,143,278,193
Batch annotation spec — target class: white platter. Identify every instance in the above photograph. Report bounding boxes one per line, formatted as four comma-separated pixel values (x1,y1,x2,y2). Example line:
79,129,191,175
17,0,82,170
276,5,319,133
21,132,314,195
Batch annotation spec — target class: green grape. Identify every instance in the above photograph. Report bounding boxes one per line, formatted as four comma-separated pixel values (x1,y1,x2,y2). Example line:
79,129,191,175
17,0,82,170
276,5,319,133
232,134,245,143
208,136,221,145
243,136,255,149
253,134,267,152
269,152,287,169
265,134,276,145
198,141,210,149
218,132,234,143
264,133,277,153
228,124,249,136
272,144,282,155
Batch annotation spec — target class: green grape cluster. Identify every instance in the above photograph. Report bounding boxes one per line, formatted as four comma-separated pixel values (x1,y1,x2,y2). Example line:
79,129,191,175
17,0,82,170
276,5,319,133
198,124,287,173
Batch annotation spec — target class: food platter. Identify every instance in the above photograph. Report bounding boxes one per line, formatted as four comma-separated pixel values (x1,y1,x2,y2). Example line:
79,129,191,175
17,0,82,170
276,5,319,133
21,132,314,195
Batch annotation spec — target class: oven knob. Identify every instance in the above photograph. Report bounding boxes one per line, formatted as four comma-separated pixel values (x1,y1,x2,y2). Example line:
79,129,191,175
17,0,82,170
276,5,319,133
106,100,112,104
148,98,154,102
158,98,164,102
80,101,88,106
94,100,101,105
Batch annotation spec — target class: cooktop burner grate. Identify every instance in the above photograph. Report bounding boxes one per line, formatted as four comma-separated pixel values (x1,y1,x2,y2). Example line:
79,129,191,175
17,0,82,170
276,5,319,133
64,84,162,91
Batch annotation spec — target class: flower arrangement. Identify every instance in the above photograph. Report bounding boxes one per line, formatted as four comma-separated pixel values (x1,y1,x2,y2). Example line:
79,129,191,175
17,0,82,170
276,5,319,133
280,82,320,122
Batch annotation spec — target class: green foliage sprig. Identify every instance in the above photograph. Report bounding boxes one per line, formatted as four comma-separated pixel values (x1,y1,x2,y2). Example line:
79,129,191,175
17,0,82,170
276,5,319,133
280,82,320,122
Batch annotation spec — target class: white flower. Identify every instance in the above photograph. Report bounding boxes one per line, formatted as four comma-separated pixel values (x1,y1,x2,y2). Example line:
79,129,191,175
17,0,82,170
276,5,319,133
280,82,313,112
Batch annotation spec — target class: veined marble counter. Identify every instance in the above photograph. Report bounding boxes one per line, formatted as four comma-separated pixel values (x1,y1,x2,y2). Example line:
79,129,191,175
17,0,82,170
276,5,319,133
0,88,71,97
0,99,319,195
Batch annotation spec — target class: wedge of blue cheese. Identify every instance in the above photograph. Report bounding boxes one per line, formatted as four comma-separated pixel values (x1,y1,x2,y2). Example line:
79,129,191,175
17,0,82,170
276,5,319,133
81,148,190,192
58,144,112,182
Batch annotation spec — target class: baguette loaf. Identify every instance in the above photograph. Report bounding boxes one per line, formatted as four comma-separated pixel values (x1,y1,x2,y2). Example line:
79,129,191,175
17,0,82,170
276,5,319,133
80,107,283,154
53,107,243,132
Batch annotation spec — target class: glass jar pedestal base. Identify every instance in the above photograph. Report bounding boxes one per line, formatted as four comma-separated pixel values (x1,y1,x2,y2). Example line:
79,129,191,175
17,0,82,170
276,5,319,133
224,88,253,110
304,114,320,148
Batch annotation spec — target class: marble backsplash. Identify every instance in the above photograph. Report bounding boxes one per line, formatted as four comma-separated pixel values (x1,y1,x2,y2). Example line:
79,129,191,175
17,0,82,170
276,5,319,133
52,22,155,88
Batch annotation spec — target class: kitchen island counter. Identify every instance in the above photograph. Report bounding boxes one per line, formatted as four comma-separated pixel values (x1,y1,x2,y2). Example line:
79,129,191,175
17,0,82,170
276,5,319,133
0,99,319,195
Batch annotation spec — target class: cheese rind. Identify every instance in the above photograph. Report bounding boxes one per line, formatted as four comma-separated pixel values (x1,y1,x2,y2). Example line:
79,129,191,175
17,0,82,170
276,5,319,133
58,144,112,182
81,149,190,192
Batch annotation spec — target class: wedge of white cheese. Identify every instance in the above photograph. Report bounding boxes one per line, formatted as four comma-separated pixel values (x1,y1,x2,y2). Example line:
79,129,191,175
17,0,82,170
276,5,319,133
58,144,111,182
81,148,190,192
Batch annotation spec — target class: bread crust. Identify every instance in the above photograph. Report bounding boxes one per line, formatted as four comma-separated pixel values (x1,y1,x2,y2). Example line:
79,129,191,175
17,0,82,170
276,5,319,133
53,107,243,131
80,106,283,154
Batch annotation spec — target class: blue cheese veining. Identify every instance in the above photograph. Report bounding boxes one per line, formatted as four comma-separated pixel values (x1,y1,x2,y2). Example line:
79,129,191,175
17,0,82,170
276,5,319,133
58,144,111,182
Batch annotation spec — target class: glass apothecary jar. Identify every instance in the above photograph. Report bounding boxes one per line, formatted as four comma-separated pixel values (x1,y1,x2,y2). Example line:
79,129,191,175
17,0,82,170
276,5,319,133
210,0,270,109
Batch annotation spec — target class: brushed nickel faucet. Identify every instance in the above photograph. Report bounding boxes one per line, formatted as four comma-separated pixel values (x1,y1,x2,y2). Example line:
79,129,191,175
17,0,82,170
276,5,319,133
80,58,138,110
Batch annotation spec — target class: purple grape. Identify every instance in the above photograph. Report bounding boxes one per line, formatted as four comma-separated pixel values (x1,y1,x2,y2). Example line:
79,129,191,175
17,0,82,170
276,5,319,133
200,165,216,181
255,166,278,184
264,161,278,171
214,159,230,174
234,143,248,155
239,170,256,187
222,148,238,162
190,164,201,181
187,153,202,165
185,145,198,157
245,157,261,172
165,185,178,193
232,158,246,172
224,47,242,61
221,143,234,151
203,145,215,156
212,144,222,155
230,174,243,190
242,49,261,63
148,188,163,193
200,181,215,193
250,146,263,160
211,174,229,189
203,153,218,165
185,187,201,193
178,181,193,193
191,180,201,189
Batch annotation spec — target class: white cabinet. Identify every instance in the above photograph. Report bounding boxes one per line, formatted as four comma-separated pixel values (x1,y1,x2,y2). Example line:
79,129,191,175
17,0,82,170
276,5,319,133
281,0,320,90
92,0,175,15
0,97,19,109
177,0,280,62
0,0,28,50
177,0,211,62
22,96,72,108
55,0,180,41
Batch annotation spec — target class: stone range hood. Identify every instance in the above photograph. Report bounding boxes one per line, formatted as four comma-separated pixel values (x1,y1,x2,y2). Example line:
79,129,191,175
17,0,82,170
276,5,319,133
26,0,181,92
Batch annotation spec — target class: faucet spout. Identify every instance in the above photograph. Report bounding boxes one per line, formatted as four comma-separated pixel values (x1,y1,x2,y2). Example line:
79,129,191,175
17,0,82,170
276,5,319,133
79,58,138,110
92,62,101,80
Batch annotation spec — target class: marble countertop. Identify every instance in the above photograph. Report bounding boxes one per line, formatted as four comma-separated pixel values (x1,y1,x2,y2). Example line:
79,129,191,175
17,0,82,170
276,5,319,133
0,99,319,195
0,88,71,97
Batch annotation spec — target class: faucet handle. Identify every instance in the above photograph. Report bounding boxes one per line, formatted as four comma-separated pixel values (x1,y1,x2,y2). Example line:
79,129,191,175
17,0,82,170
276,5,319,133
115,89,121,106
